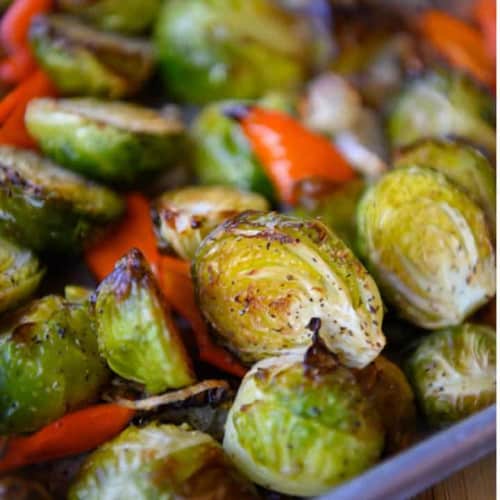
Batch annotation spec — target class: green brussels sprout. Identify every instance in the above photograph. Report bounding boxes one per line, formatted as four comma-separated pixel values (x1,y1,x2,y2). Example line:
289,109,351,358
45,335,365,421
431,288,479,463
0,295,109,435
406,323,496,427
0,477,52,500
395,139,496,237
26,98,186,185
64,285,92,303
69,423,259,499
193,211,385,368
29,14,154,98
152,186,270,261
154,0,313,104
191,101,276,200
223,351,385,496
57,0,161,34
387,71,496,153
358,356,417,453
357,166,495,329
94,248,195,394
293,178,366,250
0,237,45,314
0,146,124,253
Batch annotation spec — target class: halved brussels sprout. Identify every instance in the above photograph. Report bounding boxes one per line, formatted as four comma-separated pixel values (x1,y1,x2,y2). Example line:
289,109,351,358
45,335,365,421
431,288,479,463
0,295,109,435
26,98,186,185
0,146,124,253
94,248,195,394
0,477,51,500
69,423,259,499
192,101,276,200
395,139,496,236
29,14,154,98
293,178,366,250
152,186,269,261
387,71,496,153
57,0,161,34
358,356,417,453
154,0,314,103
406,323,496,427
223,351,385,496
193,211,385,368
357,166,495,329
0,237,44,313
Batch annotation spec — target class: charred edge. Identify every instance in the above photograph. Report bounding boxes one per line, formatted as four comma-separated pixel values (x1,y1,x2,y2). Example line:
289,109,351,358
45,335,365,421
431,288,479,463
303,319,339,378
0,165,45,198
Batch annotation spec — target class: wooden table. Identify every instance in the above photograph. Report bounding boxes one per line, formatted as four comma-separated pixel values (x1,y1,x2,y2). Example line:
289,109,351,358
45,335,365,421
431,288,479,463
417,453,495,499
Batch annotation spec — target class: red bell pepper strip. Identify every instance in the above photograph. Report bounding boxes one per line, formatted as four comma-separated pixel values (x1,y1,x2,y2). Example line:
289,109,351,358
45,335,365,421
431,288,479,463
474,0,496,63
0,404,134,472
0,0,52,84
234,106,355,205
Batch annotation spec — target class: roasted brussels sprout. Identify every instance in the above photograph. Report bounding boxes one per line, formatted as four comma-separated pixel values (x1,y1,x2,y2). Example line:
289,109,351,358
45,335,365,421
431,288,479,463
193,212,385,368
26,98,185,185
357,166,495,329
152,186,269,260
406,323,496,427
0,295,109,434
94,249,195,394
0,477,51,500
29,14,154,98
57,0,161,34
0,237,44,313
224,351,385,496
0,146,124,253
192,101,276,199
154,0,314,103
358,356,417,453
293,178,366,250
69,423,259,499
64,285,92,303
395,139,496,236
387,71,496,153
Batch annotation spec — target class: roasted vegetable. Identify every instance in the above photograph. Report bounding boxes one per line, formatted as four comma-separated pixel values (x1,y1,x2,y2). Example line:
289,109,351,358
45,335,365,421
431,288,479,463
0,295,109,435
193,212,385,368
69,423,259,499
152,186,269,260
192,101,275,200
57,0,162,34
395,139,496,236
94,249,195,394
387,71,496,153
406,323,496,427
29,14,154,98
0,477,51,500
223,350,385,496
293,178,366,250
26,97,185,184
154,0,314,103
64,285,92,304
0,237,44,313
357,166,495,329
0,146,124,253
358,356,417,453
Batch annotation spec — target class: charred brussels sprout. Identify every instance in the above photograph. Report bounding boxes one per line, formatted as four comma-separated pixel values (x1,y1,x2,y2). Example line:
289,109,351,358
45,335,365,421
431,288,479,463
357,167,495,329
154,0,313,103
0,146,123,253
406,323,496,427
293,178,366,250
26,98,185,185
152,186,269,261
0,295,109,434
192,101,275,200
94,249,194,394
57,0,161,34
193,212,385,368
387,71,496,153
29,14,154,98
69,423,259,500
0,238,44,313
358,356,416,453
395,139,496,236
223,352,385,496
